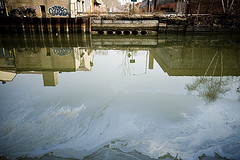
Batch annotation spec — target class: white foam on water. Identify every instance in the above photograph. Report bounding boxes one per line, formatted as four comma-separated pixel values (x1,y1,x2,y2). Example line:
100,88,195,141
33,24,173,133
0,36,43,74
1,52,240,159
0,101,90,157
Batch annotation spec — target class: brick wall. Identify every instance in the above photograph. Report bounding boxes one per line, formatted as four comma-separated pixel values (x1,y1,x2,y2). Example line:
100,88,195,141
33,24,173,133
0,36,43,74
6,0,70,17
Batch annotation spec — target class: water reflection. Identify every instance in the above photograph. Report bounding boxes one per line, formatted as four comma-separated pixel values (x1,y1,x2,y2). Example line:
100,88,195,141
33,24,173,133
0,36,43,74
1,34,239,86
0,34,240,160
0,46,93,86
182,50,239,103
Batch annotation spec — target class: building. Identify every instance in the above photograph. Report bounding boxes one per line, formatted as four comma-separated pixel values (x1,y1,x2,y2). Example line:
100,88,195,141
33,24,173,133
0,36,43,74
188,0,240,15
5,0,95,18
141,0,239,15
120,0,142,5
141,0,186,14
70,0,95,17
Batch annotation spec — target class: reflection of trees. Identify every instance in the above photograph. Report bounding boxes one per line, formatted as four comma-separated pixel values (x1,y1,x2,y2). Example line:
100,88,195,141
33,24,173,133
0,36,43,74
119,50,134,78
185,50,233,103
221,0,235,14
186,76,232,103
118,50,149,78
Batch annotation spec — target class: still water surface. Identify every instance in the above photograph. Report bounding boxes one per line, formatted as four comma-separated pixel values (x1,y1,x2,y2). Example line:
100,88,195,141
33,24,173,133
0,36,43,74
0,34,240,160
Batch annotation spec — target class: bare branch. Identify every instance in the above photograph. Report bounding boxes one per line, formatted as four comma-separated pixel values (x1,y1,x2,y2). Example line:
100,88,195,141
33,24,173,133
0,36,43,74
222,0,226,13
229,0,235,12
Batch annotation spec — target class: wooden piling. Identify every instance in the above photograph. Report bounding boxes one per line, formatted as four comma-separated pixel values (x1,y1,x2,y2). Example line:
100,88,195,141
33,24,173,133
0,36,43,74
0,17,91,35
77,18,81,33
60,18,65,33
48,18,52,34
66,18,69,33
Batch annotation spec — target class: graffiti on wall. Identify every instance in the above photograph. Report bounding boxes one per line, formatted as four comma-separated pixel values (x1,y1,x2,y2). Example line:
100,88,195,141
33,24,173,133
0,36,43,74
48,6,68,16
52,47,72,56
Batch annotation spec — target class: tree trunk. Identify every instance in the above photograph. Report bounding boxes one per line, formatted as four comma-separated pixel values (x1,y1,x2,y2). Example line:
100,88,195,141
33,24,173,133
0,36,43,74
222,0,235,14
222,0,226,13
197,0,201,23
186,0,191,15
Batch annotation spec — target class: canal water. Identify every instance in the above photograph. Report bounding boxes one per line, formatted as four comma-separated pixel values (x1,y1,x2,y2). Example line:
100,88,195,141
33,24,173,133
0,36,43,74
0,33,240,160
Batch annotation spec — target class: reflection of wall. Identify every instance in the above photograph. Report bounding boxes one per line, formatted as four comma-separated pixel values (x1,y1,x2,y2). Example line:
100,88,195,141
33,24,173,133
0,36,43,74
92,35,158,47
150,47,240,76
0,48,15,68
42,72,58,86
0,71,16,83
0,47,93,86
14,47,93,72
15,48,76,71
77,48,94,71
149,53,154,69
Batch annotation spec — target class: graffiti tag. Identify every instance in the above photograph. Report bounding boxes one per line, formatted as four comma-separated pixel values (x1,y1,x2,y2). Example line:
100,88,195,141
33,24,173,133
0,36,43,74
52,47,72,56
48,6,68,16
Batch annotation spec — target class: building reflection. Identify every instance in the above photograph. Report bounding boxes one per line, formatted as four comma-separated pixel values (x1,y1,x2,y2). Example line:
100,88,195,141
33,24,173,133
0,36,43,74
150,47,240,76
92,35,240,76
0,34,240,89
91,34,240,77
92,34,239,103
149,41,240,102
0,47,93,86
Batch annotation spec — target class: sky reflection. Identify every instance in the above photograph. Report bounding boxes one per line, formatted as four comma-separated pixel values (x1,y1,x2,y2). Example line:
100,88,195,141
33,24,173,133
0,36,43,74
0,34,240,160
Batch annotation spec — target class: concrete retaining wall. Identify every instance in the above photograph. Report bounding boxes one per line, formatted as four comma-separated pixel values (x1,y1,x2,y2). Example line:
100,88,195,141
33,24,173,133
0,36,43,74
91,16,240,35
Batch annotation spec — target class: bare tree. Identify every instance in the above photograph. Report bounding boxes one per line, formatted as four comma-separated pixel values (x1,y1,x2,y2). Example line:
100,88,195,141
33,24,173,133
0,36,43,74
222,0,235,14
118,50,134,78
185,51,232,103
185,0,192,16
196,0,202,23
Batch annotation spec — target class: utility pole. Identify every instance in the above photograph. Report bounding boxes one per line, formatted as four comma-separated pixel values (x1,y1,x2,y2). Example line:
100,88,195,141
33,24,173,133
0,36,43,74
147,0,150,12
